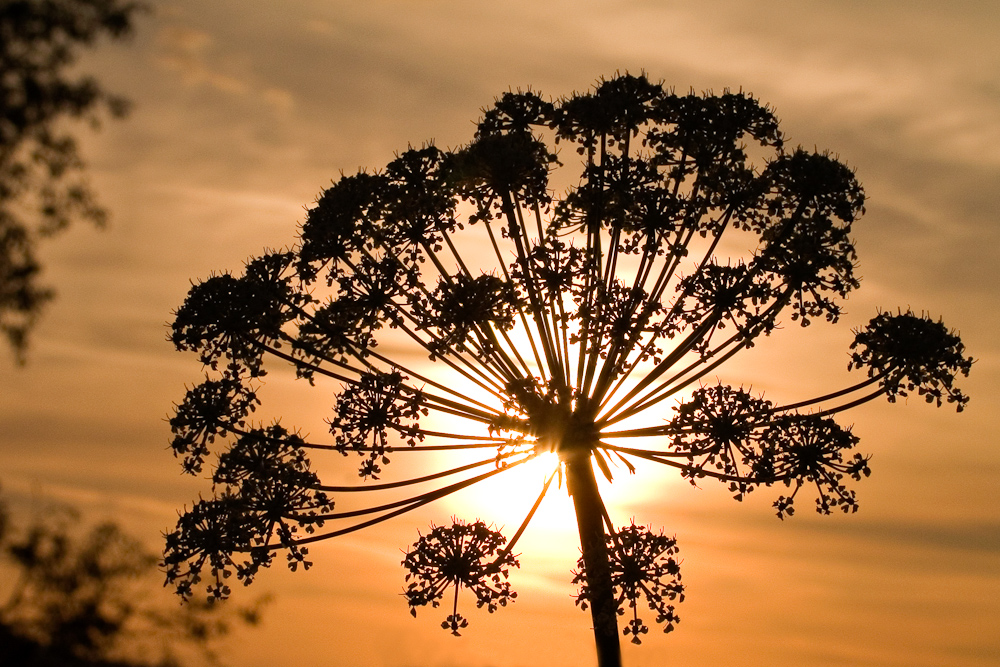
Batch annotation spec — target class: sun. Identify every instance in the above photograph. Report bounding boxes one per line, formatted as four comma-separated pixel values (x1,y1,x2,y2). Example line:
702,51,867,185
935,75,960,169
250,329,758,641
443,449,573,538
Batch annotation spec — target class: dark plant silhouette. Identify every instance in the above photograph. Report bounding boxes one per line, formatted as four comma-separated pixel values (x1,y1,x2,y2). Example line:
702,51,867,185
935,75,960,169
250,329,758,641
163,73,971,666
0,489,266,666
0,0,143,358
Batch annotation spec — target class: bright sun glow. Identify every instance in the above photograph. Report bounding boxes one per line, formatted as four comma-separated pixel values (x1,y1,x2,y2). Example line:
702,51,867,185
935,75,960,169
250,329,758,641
444,450,573,536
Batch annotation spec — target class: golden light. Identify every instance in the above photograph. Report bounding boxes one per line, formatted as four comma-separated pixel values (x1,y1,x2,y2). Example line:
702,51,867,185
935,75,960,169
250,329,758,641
443,449,567,529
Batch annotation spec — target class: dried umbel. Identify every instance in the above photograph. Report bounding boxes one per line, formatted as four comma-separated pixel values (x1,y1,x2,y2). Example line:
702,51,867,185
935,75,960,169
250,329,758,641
164,73,971,665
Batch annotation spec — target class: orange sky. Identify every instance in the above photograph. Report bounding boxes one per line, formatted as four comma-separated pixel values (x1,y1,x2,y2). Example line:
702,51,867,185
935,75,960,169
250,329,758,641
2,1,998,666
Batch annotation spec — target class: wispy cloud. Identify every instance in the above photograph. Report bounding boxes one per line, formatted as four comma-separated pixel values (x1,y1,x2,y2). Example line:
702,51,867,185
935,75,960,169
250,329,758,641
155,21,296,116
156,24,249,94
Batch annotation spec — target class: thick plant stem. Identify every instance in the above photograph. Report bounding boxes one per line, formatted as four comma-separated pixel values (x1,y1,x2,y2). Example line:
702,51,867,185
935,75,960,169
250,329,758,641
566,452,621,667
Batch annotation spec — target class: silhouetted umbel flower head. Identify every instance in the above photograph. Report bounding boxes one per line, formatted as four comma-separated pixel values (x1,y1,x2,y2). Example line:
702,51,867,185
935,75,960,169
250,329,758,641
850,309,972,410
164,72,971,665
574,522,684,645
403,519,518,636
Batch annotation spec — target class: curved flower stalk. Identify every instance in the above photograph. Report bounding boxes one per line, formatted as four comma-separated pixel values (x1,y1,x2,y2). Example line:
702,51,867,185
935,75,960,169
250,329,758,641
163,73,971,667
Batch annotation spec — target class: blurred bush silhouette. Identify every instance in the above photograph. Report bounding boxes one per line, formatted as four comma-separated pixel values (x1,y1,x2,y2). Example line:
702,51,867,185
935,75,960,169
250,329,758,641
0,488,267,667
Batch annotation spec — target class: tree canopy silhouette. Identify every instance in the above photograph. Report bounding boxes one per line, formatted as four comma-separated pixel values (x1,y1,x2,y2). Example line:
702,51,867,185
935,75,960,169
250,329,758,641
163,73,971,667
0,0,142,358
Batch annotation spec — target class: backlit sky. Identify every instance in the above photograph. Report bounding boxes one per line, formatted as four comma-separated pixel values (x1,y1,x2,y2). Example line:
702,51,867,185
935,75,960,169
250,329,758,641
3,1,999,665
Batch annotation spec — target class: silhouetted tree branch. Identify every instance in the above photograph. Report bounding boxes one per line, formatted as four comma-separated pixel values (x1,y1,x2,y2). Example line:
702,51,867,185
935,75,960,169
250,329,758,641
0,0,143,358
163,73,971,667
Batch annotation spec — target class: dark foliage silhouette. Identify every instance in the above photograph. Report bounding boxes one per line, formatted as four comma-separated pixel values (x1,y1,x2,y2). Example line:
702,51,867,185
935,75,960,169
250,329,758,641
163,73,971,666
0,490,265,666
0,0,142,358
